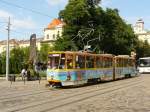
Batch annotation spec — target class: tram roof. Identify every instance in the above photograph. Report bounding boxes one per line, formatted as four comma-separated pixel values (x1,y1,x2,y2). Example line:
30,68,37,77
115,55,134,59
48,51,114,57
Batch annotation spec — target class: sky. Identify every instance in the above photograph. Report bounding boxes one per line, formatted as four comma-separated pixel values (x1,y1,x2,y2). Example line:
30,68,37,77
0,0,150,41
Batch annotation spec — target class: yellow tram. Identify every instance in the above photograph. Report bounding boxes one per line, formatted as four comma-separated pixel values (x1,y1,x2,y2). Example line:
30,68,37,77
47,51,137,87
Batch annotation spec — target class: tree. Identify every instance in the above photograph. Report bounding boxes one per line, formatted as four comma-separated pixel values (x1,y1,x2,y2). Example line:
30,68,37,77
38,43,53,63
135,40,150,59
0,52,6,74
9,47,30,74
55,0,137,55
100,8,137,55
55,0,104,51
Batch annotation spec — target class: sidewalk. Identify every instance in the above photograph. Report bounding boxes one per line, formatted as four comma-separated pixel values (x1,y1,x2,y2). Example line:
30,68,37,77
0,76,46,80
0,77,48,89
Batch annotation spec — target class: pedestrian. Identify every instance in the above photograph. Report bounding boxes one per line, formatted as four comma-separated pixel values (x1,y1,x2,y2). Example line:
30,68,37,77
21,68,27,81
35,63,41,80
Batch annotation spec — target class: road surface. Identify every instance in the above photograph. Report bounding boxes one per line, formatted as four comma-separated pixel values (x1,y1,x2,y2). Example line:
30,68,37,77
0,74,149,112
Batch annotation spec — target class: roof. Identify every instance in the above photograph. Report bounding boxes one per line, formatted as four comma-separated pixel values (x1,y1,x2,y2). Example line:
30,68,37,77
47,18,64,29
48,51,114,57
0,39,19,45
136,19,144,23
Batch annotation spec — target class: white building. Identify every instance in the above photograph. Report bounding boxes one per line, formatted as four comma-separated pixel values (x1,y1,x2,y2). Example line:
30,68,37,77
133,19,150,44
43,18,64,45
0,39,19,54
0,38,42,54
0,18,64,53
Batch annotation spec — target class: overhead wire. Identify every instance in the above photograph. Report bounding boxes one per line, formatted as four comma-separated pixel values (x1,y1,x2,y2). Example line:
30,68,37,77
0,0,54,18
0,0,55,39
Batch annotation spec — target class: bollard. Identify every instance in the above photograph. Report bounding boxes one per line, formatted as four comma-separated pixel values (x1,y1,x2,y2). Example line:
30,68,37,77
39,76,41,84
9,74,16,87
23,75,26,85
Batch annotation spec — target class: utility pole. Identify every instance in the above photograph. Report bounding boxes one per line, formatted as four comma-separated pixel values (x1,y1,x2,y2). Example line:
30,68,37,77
6,17,11,81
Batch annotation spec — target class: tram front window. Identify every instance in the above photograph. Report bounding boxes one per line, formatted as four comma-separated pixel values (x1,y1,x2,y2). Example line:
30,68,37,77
48,54,60,69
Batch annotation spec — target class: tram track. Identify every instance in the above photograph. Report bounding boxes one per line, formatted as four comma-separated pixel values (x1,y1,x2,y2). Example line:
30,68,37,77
42,81,143,112
0,83,48,96
2,76,143,112
0,77,139,102
0,78,125,99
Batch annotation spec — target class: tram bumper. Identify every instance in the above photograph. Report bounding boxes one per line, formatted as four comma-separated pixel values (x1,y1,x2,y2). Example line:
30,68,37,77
61,80,87,86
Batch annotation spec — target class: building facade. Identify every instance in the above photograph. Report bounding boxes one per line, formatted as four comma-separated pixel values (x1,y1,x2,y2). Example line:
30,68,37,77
133,19,150,44
0,18,64,53
0,38,42,54
0,39,19,54
43,18,64,45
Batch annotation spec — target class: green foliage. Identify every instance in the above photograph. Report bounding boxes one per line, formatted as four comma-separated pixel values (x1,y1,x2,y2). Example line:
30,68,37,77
135,40,150,59
0,43,54,75
0,52,6,74
101,8,137,55
39,71,46,77
38,43,53,63
0,47,30,74
10,47,30,74
55,0,137,55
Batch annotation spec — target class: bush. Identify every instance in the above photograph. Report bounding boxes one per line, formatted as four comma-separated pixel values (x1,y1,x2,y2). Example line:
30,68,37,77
39,71,46,77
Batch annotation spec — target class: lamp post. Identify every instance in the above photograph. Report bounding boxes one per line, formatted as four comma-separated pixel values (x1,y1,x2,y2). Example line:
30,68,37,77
6,17,11,81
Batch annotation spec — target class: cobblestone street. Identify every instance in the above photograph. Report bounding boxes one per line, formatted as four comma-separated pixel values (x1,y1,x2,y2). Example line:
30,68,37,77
0,74,150,112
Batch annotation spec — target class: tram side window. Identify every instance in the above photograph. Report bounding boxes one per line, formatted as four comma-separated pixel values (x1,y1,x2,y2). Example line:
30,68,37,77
116,59,120,67
123,59,125,67
104,57,111,68
76,55,85,68
119,58,122,67
59,54,65,69
120,58,123,67
67,54,73,69
96,57,103,68
125,59,128,67
108,58,112,67
106,58,112,68
86,56,94,68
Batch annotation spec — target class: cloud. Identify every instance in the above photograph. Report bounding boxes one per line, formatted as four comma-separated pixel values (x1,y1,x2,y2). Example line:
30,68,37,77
0,9,36,30
12,17,37,30
101,0,112,8
0,10,13,18
46,0,68,6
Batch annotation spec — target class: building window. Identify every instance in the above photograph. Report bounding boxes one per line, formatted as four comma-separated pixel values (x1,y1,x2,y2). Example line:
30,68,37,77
57,31,60,38
47,34,49,39
53,34,55,40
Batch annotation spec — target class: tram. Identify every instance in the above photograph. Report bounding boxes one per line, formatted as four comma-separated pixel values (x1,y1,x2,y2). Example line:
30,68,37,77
47,51,137,87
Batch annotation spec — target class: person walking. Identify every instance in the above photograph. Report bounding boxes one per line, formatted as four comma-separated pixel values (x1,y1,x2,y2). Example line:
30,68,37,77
21,68,27,81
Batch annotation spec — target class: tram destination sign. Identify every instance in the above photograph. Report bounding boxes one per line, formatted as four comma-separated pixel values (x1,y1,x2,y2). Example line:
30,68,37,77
48,54,60,57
